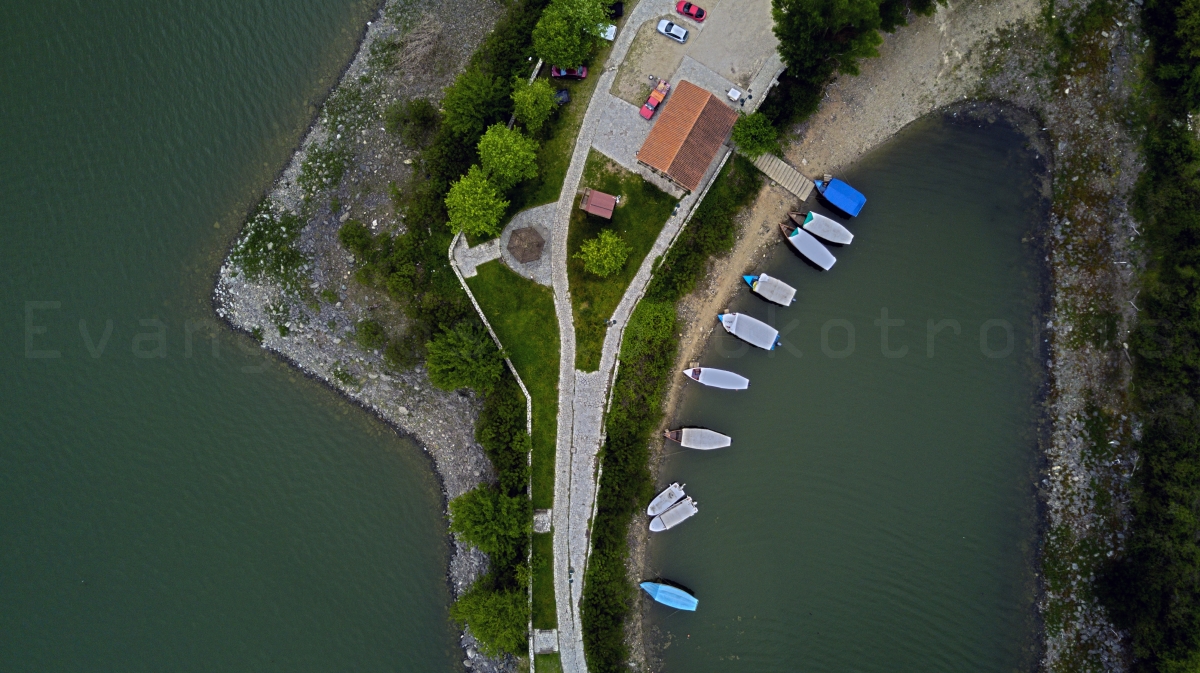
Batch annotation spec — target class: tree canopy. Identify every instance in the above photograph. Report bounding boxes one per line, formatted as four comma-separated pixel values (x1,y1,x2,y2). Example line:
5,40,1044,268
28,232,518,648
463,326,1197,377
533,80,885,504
445,165,509,237
512,78,557,132
441,70,508,139
449,485,532,568
533,0,607,67
425,320,505,394
574,229,630,278
450,583,528,657
731,112,779,158
478,124,540,191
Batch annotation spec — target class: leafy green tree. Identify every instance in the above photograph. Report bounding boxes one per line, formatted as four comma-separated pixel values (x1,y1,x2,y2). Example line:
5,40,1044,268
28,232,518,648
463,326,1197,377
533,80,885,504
451,582,528,657
477,124,539,191
533,0,607,67
445,165,509,237
449,485,531,567
772,0,884,86
512,78,557,132
354,319,387,350
574,229,630,278
441,70,508,139
425,320,505,394
731,112,780,158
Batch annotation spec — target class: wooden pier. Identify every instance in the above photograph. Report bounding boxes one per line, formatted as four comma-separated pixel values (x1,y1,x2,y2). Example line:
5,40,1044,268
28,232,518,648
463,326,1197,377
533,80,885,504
752,152,814,201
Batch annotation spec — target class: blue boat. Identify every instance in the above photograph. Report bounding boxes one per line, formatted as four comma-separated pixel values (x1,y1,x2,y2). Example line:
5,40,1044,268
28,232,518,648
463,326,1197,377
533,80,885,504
813,177,866,217
639,582,698,611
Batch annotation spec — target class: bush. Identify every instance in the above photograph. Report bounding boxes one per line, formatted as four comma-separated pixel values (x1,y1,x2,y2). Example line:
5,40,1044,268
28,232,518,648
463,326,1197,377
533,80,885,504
425,321,506,394
533,0,607,67
450,581,529,657
445,165,509,237
384,98,439,147
512,78,557,132
574,229,630,278
731,112,779,158
442,70,509,139
477,374,532,497
230,199,308,290
449,485,532,569
354,319,387,350
338,218,373,258
478,124,540,191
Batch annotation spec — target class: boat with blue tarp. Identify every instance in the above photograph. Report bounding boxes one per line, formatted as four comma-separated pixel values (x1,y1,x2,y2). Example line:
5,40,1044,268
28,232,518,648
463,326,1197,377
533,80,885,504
743,273,796,305
813,176,866,217
640,581,699,611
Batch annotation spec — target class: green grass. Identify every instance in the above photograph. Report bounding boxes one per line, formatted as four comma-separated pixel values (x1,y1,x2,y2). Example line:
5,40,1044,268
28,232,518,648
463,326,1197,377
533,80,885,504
535,653,563,673
532,532,557,629
568,151,677,371
466,261,559,509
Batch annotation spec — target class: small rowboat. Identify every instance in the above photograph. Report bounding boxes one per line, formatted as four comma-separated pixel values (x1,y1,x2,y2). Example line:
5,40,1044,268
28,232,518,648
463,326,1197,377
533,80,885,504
648,482,686,516
649,497,698,532
780,222,836,271
743,273,796,306
683,367,749,390
790,210,853,245
719,312,779,350
814,176,866,217
664,427,731,450
640,581,698,611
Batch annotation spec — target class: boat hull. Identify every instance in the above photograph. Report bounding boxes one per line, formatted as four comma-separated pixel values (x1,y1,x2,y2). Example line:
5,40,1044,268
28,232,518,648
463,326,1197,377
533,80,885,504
719,312,779,350
814,178,866,217
647,483,686,516
747,272,796,306
685,367,749,390
649,497,697,532
780,223,836,270
791,211,853,245
665,427,731,449
639,582,699,611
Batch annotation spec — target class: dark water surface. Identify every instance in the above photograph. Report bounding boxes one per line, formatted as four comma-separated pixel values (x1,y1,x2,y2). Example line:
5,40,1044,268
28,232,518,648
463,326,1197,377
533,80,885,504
650,114,1045,672
1,1,460,670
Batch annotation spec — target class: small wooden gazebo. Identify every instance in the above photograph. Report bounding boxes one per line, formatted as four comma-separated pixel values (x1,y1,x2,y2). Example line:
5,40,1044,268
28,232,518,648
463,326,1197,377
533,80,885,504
579,188,617,219
507,227,546,264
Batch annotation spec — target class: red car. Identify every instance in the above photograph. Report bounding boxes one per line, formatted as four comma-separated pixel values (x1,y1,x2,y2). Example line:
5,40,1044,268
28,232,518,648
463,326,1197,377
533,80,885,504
640,79,670,119
675,1,706,21
550,66,588,79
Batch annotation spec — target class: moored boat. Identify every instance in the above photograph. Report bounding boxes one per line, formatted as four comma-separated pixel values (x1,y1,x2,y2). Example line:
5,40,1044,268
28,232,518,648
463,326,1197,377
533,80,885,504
780,222,836,271
813,176,867,217
639,581,699,611
790,210,853,245
649,497,698,532
719,312,779,350
683,367,749,390
742,273,796,306
664,427,732,450
648,482,687,516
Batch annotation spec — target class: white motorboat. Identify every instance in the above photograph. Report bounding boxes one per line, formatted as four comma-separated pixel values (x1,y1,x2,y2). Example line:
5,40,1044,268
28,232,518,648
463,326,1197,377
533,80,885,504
683,367,749,390
649,497,698,532
719,312,779,350
647,482,686,516
780,222,836,270
790,210,853,245
664,428,732,450
742,273,796,306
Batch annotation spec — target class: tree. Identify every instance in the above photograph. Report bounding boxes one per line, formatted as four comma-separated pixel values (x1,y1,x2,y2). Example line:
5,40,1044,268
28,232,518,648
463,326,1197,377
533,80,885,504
425,320,505,394
441,70,508,139
533,0,608,67
772,0,884,87
449,485,531,567
731,112,779,158
354,319,387,350
574,229,630,278
445,165,509,237
477,124,539,191
450,583,528,657
384,98,439,147
512,78,557,132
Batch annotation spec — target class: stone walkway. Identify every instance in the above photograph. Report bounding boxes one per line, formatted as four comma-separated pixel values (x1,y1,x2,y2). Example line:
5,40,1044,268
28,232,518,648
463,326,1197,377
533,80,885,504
454,236,501,278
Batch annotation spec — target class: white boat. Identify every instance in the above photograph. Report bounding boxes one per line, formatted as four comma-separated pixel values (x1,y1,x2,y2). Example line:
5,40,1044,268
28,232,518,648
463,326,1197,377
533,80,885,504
649,497,698,532
791,210,853,245
742,273,796,306
719,312,779,350
647,483,687,516
664,427,732,450
780,222,836,270
683,367,749,390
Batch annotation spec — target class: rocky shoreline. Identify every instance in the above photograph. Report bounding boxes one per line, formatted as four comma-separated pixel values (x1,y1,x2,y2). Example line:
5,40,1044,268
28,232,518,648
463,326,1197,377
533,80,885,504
633,0,1144,670
210,0,520,669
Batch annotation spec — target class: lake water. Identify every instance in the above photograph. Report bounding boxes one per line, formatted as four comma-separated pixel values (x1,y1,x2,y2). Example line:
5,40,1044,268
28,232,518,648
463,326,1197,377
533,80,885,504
650,114,1046,672
0,1,461,670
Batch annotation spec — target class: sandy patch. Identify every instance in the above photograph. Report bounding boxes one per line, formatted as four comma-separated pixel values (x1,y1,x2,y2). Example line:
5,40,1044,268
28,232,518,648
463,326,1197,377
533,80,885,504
685,0,778,88
611,17,687,105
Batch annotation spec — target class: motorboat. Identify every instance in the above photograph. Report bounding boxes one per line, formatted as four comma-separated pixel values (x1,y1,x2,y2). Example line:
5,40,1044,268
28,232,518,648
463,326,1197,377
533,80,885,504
683,367,749,390
639,581,698,610
742,273,796,306
647,482,686,516
780,222,836,271
649,497,698,532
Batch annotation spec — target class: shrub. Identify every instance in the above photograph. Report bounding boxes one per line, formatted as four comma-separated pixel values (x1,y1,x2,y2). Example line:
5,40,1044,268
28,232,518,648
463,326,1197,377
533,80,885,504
449,485,532,569
442,70,509,139
731,111,780,158
478,124,540,191
450,581,529,657
574,229,630,278
354,319,387,350
445,165,509,237
512,78,557,132
230,199,308,290
385,98,440,147
338,218,374,258
476,374,532,496
425,320,505,394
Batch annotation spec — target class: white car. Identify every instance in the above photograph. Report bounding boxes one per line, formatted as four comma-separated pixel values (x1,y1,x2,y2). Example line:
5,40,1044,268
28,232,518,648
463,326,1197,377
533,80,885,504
656,19,688,43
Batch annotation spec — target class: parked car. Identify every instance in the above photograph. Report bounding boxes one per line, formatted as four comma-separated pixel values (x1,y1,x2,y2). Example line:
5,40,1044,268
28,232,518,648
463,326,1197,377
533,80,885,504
550,66,588,79
640,79,670,119
656,19,688,44
675,1,706,21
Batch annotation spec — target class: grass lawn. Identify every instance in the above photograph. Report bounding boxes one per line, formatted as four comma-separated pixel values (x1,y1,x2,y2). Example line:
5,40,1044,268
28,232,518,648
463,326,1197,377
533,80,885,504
466,260,559,509
535,653,563,673
568,150,677,370
532,532,556,629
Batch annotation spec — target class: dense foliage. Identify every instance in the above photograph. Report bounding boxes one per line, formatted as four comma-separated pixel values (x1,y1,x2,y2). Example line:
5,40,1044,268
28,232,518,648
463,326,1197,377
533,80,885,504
426,321,506,395
731,111,780,158
580,157,762,672
449,485,532,570
1095,0,1200,669
446,165,510,236
512,78,557,132
533,0,607,67
478,124,540,191
574,229,631,278
450,583,529,658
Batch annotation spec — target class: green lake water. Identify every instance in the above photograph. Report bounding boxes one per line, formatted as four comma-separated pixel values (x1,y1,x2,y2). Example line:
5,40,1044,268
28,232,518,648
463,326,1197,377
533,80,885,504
0,1,461,670
650,114,1046,671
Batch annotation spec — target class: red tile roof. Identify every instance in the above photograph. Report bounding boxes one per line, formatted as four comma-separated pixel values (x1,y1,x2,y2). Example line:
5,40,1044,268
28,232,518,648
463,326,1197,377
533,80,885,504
637,81,738,191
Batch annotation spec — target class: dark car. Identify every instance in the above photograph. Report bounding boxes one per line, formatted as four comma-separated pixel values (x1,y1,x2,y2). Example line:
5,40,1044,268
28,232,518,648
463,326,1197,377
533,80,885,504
550,66,588,80
675,1,706,21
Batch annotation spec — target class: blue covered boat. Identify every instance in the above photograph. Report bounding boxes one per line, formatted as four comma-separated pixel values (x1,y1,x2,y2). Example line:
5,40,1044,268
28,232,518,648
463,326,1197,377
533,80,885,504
813,177,866,217
639,582,698,611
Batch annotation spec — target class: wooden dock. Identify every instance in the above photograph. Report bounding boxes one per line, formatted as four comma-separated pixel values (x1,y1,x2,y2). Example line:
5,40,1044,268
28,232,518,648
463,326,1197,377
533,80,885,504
752,153,814,201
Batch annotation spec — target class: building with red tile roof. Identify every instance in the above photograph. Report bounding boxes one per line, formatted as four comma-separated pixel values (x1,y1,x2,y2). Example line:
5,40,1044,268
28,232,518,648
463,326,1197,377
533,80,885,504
636,80,738,191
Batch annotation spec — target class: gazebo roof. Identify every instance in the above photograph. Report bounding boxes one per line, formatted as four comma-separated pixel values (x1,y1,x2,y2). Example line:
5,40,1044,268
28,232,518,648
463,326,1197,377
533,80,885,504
507,227,546,264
